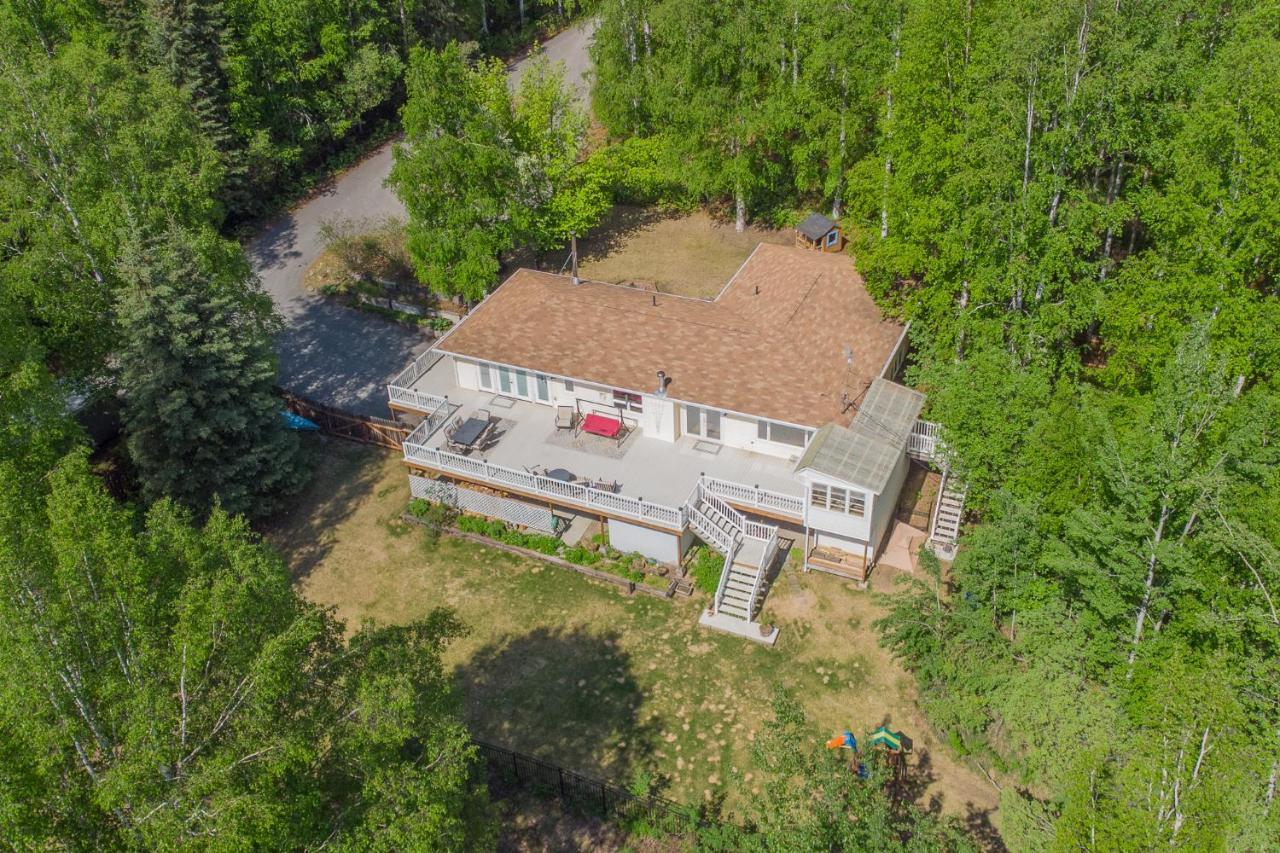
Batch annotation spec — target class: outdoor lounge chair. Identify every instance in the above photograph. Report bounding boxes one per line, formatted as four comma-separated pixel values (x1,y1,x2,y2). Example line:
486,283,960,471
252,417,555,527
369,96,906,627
555,405,576,431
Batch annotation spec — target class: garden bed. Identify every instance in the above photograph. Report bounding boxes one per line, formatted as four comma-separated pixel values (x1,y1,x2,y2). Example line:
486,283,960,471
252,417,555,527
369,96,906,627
402,501,678,599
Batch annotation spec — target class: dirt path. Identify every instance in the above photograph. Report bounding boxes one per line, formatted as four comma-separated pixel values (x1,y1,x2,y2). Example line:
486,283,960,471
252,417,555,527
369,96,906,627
246,19,598,416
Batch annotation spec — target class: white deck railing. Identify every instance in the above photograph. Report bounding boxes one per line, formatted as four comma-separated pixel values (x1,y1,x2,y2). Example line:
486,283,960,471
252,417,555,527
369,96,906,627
402,441,687,530
388,350,449,412
908,420,942,462
700,476,804,520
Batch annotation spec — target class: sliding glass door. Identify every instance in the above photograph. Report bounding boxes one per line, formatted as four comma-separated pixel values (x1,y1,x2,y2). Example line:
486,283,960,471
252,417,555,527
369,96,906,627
685,405,722,441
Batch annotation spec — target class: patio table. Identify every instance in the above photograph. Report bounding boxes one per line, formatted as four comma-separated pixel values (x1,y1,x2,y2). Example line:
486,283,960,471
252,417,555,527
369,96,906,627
581,413,623,439
450,416,489,449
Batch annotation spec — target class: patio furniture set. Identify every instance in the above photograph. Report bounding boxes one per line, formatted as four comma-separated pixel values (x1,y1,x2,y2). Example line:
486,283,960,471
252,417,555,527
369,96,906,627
442,403,623,493
445,409,498,453
523,464,620,493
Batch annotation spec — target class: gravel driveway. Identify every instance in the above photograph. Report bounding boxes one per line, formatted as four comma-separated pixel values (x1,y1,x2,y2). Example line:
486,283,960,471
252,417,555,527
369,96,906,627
247,19,597,417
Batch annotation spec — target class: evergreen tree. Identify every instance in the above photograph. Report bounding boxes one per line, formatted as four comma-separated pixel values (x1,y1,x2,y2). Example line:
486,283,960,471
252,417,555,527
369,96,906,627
116,225,306,517
145,0,248,212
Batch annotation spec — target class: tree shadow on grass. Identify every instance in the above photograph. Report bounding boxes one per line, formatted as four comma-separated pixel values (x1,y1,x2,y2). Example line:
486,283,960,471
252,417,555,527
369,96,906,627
257,437,389,581
513,205,680,277
455,625,659,790
964,804,1008,852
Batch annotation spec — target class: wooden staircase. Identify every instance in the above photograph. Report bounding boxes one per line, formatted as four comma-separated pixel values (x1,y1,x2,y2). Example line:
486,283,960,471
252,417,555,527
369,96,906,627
929,469,967,549
686,481,777,624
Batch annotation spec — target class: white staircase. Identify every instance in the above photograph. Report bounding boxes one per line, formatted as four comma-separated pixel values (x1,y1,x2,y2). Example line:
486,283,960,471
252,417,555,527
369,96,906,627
929,468,967,549
685,481,779,625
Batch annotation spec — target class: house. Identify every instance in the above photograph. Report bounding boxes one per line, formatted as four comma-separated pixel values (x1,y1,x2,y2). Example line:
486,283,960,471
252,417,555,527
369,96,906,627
388,243,951,642
794,212,845,253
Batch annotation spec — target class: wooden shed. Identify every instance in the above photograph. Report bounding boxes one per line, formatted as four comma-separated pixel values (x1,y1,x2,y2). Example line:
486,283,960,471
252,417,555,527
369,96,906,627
795,213,844,253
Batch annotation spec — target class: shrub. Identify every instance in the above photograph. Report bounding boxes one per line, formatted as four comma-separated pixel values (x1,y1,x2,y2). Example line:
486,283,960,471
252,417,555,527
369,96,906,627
521,533,562,555
456,514,488,534
642,573,668,588
562,545,601,566
407,498,456,526
687,546,725,595
429,315,453,332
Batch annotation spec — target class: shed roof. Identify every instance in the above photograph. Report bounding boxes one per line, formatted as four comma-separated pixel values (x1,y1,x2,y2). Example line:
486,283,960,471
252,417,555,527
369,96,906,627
797,212,837,241
793,378,925,493
435,244,904,427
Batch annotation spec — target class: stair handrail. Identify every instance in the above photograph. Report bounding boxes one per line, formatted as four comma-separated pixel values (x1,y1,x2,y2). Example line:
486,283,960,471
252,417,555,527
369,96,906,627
928,466,948,543
743,527,778,620
690,504,735,554
697,482,748,534
711,536,740,614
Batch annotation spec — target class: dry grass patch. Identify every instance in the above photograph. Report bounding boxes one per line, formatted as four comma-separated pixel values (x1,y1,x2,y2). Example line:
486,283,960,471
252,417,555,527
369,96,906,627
566,206,792,299
264,441,999,828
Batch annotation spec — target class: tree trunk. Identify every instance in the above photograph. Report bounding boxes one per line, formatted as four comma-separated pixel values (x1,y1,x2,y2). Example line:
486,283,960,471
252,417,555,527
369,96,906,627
1099,153,1125,280
1127,499,1170,676
881,23,901,240
518,0,525,27
832,69,848,220
735,186,746,233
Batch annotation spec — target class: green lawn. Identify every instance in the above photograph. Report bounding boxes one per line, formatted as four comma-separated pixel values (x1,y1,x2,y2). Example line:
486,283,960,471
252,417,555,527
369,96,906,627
263,440,998,824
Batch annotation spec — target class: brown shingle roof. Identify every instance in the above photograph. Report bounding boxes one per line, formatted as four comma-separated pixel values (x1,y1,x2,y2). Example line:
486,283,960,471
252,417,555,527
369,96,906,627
436,243,904,427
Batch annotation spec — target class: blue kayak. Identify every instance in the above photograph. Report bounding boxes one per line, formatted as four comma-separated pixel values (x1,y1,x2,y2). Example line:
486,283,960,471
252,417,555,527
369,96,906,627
282,411,320,431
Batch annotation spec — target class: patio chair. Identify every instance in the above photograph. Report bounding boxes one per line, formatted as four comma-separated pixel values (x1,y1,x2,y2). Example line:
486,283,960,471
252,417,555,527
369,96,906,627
555,405,576,431
475,408,492,424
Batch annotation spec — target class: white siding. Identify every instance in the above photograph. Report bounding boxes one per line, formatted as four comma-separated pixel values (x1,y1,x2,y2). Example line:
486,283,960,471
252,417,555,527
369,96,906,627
642,395,677,442
869,452,908,554
456,358,480,391
815,529,868,556
607,518,681,564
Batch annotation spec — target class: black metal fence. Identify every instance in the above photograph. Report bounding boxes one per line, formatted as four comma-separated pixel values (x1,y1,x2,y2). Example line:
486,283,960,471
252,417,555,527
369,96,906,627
476,740,710,835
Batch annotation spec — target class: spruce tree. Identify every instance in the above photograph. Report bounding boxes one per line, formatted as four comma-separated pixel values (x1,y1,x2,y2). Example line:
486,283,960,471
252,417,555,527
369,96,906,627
116,225,306,518
146,0,248,214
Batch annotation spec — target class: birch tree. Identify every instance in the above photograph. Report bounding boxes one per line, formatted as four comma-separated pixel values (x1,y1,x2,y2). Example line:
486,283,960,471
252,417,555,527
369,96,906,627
0,453,493,847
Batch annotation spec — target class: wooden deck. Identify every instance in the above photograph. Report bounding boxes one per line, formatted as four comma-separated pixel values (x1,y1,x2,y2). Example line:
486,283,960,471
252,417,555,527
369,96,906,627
807,545,869,582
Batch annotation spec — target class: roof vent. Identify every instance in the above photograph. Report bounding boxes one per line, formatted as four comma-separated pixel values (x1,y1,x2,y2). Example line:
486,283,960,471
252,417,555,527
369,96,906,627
656,370,667,397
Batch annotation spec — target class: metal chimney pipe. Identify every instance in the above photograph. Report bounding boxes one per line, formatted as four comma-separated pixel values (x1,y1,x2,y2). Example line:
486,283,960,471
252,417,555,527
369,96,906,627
656,370,667,396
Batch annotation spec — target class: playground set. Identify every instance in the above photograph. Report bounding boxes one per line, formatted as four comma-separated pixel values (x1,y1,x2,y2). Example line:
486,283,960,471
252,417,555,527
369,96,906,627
826,725,914,792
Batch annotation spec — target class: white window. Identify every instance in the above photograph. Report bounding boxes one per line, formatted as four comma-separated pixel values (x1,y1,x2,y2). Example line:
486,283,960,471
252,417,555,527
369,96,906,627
535,373,550,402
825,229,839,247
757,419,810,448
478,363,493,390
612,390,643,413
564,379,574,391
809,483,865,517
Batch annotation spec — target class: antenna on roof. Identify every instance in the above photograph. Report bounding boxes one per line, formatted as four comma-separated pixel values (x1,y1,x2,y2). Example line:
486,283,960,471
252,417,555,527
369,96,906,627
570,232,579,285
843,344,854,366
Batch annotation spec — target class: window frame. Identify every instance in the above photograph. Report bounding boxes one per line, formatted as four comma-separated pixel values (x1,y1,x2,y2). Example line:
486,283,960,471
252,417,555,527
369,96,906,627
757,418,810,448
809,482,865,517
612,389,643,414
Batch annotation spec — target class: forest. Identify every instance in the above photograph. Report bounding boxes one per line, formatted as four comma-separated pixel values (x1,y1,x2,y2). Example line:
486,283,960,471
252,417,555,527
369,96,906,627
2,0,1278,848
588,0,1280,847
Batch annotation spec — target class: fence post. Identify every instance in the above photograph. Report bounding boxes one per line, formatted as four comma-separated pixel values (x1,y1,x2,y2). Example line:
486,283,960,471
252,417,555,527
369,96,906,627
558,767,566,800
601,784,608,816
511,750,519,781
